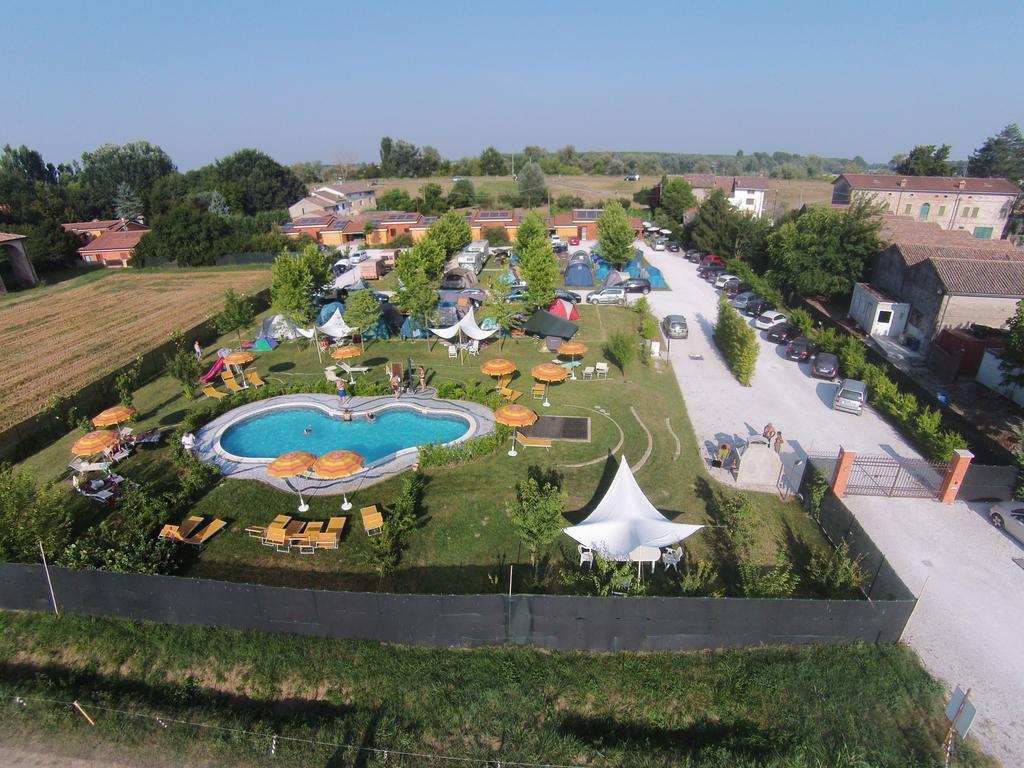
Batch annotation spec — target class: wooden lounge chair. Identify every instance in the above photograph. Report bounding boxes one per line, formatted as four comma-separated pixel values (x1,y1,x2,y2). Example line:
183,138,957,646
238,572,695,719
312,531,339,550
531,383,546,400
202,384,228,399
516,431,552,450
326,516,347,535
361,505,384,536
178,516,204,539
246,370,266,388
184,519,226,550
284,519,304,537
265,527,290,552
268,515,291,530
220,371,245,393
497,374,512,390
158,524,180,541
499,387,523,403
245,525,267,539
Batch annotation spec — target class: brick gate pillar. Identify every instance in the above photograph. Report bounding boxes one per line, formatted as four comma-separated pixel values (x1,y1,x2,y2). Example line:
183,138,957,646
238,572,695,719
831,447,856,498
938,449,974,504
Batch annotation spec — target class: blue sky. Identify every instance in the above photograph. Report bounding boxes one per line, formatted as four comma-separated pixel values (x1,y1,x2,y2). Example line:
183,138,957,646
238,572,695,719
4,0,1022,170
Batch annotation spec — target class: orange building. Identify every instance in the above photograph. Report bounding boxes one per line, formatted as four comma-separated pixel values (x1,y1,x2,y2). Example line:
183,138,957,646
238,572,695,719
62,218,147,245
365,212,423,244
319,217,368,247
548,209,643,242
470,210,521,242
78,229,148,267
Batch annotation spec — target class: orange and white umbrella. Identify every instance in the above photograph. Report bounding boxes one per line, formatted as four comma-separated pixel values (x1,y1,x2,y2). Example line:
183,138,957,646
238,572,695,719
493,404,539,457
313,449,365,511
92,405,136,427
267,451,317,512
72,429,120,457
223,350,256,366
531,363,569,408
557,342,588,380
480,358,517,377
331,346,362,361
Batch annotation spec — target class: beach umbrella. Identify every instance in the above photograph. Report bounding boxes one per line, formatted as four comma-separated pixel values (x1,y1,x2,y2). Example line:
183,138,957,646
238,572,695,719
72,429,120,457
493,404,539,457
223,350,257,388
557,342,588,380
312,450,365,511
267,451,316,512
480,358,517,388
331,345,363,383
92,405,136,428
531,363,570,408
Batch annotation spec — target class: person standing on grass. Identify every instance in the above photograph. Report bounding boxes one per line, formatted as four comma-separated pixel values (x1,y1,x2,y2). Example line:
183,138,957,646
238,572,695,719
337,378,348,405
774,431,784,454
193,340,202,360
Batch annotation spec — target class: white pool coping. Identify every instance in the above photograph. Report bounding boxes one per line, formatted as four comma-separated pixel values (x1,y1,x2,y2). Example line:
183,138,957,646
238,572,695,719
194,392,496,496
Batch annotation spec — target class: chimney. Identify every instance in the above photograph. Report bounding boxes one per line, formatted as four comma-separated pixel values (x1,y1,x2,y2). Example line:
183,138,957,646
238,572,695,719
898,178,907,188
957,179,966,190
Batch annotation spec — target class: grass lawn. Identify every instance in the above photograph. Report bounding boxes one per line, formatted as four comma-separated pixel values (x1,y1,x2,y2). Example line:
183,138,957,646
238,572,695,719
0,611,995,767
20,300,831,597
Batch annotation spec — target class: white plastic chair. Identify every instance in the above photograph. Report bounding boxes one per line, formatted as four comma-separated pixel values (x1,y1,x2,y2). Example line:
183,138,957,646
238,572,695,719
661,546,682,572
582,366,595,380
467,340,480,356
448,345,458,359
578,544,594,568
595,362,609,379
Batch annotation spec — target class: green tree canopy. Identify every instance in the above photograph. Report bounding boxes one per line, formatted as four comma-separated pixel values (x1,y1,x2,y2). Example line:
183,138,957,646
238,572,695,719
690,188,740,257
271,249,317,324
0,465,71,562
765,199,883,299
658,177,697,222
515,211,548,253
516,161,547,207
596,201,635,268
894,144,954,176
518,237,558,311
1000,300,1024,386
394,249,438,340
216,289,256,346
968,124,1024,182
376,188,416,212
113,182,143,221
206,149,306,215
79,141,176,216
447,178,476,208
482,225,510,246
134,205,232,267
344,288,382,335
418,182,448,215
427,209,472,261
505,476,565,567
479,146,508,175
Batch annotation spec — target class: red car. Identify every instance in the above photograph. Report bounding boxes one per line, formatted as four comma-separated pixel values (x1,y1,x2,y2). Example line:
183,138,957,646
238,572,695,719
568,237,581,246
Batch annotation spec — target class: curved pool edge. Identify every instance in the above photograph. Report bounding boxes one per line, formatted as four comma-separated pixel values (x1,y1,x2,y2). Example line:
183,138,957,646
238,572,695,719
193,392,497,496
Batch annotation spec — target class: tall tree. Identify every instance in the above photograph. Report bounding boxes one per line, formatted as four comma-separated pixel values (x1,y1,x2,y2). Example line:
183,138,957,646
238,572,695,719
0,144,59,184
418,182,448,215
375,188,416,212
271,249,317,324
207,148,305,215
133,205,231,267
690,189,739,257
207,190,230,218
483,275,521,339
894,144,954,176
447,178,476,208
516,161,547,207
596,201,635,268
505,476,565,568
515,210,548,253
344,289,382,338
518,237,558,311
968,124,1024,181
658,177,697,222
394,250,439,342
79,141,176,216
0,465,71,562
426,209,471,262
479,146,508,176
216,289,256,346
379,136,394,176
113,182,143,221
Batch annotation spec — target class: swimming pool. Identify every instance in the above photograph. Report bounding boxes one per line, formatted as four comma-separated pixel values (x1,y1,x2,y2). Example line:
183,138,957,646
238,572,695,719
219,406,470,464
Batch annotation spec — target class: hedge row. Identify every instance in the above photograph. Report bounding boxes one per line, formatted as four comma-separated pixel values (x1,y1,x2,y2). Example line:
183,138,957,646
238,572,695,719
713,297,759,385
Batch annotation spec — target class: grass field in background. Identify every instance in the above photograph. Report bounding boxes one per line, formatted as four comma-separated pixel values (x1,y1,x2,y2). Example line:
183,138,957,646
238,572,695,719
0,611,995,768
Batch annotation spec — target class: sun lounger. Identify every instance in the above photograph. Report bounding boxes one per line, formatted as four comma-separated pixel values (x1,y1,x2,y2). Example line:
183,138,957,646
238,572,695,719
304,521,324,534
202,385,228,399
326,516,346,535
361,505,384,536
127,429,162,445
531,384,546,399
69,458,112,474
312,531,339,550
184,519,226,550
158,524,180,540
265,527,290,552
178,516,204,539
284,520,304,537
499,387,523,403
339,362,370,375
268,515,291,530
516,432,552,450
245,525,267,539
246,370,266,388
221,372,245,393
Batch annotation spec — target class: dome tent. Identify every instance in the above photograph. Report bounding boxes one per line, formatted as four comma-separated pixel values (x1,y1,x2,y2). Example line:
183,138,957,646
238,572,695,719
646,266,667,289
317,301,346,325
548,298,581,321
564,261,595,287
400,315,428,339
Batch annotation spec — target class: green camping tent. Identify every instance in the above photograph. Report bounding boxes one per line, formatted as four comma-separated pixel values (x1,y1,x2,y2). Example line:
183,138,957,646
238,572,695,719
523,310,578,340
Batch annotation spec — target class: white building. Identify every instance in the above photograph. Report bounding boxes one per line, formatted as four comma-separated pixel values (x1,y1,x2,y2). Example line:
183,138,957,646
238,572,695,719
288,182,377,220
677,174,770,217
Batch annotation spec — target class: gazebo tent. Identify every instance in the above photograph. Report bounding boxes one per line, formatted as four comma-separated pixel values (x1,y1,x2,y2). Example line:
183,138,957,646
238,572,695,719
564,261,595,287
523,310,578,340
563,457,703,559
646,266,668,289
400,315,427,339
430,307,499,343
547,298,581,321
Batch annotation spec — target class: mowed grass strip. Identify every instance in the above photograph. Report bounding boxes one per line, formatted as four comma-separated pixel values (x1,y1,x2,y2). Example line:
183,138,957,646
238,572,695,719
0,268,270,431
0,611,996,768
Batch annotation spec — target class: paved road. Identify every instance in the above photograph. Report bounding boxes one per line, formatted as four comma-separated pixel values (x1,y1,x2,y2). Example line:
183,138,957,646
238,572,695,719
637,243,1024,767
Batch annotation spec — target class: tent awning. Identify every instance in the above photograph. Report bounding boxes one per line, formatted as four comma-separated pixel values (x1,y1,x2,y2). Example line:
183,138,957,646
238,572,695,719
316,308,355,338
430,306,498,342
523,310,578,340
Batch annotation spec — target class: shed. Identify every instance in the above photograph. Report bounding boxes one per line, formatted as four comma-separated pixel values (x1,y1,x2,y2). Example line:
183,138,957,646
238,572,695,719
849,283,910,338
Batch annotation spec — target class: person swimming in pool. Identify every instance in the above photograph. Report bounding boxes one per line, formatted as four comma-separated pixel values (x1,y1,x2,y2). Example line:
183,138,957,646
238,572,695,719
366,411,376,423
304,426,313,435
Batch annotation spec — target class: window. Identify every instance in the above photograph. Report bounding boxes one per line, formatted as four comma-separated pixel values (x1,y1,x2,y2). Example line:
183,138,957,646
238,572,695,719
877,310,893,323
919,203,930,220
746,198,755,206
971,207,979,218
973,227,994,239
961,207,969,217
904,204,912,214
938,206,946,216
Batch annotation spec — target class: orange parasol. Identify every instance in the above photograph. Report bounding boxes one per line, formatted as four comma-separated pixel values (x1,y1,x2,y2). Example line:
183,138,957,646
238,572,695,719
92,405,136,427
493,404,539,427
72,429,120,457
557,342,588,357
480,358,517,377
223,350,256,366
313,450,365,510
531,363,570,382
266,451,316,478
331,345,362,360
493,404,539,457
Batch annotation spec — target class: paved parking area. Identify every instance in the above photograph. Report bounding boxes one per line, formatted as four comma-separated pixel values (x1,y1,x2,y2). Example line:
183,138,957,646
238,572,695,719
637,243,1024,766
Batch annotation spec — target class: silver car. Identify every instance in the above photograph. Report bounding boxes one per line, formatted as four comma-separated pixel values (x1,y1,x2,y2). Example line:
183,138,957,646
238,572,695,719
587,287,627,305
662,315,688,339
989,502,1024,545
833,379,867,415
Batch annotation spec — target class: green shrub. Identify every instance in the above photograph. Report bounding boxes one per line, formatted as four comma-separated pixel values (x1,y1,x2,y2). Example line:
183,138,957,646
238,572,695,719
806,469,829,522
813,326,842,354
887,391,919,428
632,296,652,318
603,331,636,374
363,473,423,577
114,357,143,409
837,336,867,379
788,307,813,336
678,559,718,596
418,425,512,467
639,317,659,341
713,297,758,385
560,554,647,596
738,552,799,598
809,541,865,597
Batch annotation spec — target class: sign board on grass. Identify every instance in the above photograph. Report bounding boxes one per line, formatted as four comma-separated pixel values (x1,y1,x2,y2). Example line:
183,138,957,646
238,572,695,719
945,686,976,739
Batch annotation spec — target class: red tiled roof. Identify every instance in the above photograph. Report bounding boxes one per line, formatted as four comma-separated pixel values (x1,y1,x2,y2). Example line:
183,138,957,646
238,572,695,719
323,218,363,233
839,174,1021,195
679,174,770,193
0,232,26,243
78,229,147,253
62,219,123,232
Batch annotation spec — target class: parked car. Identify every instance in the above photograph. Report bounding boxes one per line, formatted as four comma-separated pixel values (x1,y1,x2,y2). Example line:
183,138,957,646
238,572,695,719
667,242,681,252
833,379,868,415
744,298,774,317
699,254,724,267
554,288,582,304
550,235,563,246
703,267,727,283
696,264,719,278
723,281,753,298
766,322,800,343
552,242,568,253
731,292,760,310
568,237,581,246
714,273,739,289
624,173,640,181
988,501,1024,545
457,288,487,306
662,314,689,339
685,250,702,263
451,176,466,182
587,287,627,305
622,278,652,294
785,337,819,362
652,240,666,251
810,352,840,380
755,310,787,330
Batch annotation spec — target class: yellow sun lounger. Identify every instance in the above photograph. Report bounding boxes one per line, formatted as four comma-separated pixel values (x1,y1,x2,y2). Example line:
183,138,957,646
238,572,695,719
516,431,552,450
246,370,266,388
326,516,346,535
220,371,245,393
202,385,228,399
184,519,226,549
361,505,384,536
499,387,523,403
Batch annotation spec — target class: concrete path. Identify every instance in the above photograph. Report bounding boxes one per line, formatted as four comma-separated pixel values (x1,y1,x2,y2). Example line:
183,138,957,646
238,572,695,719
639,243,1024,766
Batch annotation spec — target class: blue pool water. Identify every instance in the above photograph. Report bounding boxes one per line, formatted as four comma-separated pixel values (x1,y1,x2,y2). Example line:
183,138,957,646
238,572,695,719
219,406,470,463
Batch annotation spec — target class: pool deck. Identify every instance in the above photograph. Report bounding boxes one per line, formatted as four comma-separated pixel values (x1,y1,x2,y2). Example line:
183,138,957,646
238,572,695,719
194,391,495,496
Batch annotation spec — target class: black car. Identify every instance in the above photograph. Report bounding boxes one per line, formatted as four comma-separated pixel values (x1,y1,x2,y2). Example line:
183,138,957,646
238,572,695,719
744,298,774,317
810,352,839,379
723,281,753,298
697,263,724,277
667,242,681,252
685,250,702,263
766,322,801,343
703,267,726,283
554,288,582,304
622,278,652,294
785,336,819,361
552,242,568,253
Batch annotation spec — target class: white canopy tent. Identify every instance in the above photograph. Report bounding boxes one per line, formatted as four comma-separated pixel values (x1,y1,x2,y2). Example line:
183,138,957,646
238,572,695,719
316,308,355,339
563,457,703,560
430,307,498,363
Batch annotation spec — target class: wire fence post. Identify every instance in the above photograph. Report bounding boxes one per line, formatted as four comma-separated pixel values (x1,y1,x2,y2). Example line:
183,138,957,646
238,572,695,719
38,541,59,616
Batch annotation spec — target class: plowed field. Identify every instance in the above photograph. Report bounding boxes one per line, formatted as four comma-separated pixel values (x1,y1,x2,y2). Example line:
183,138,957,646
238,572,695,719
0,270,269,430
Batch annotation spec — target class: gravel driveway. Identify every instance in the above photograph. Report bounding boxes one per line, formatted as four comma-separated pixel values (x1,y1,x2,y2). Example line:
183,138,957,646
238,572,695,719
637,243,1024,766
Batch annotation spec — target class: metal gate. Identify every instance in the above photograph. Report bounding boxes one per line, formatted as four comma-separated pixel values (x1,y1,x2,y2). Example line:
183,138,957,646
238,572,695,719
844,454,947,498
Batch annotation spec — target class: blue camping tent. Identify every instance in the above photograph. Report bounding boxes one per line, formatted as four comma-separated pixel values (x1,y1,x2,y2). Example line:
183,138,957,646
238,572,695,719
317,301,345,325
593,263,611,281
625,258,644,278
646,266,668,289
363,304,403,339
564,261,595,287
400,316,427,339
